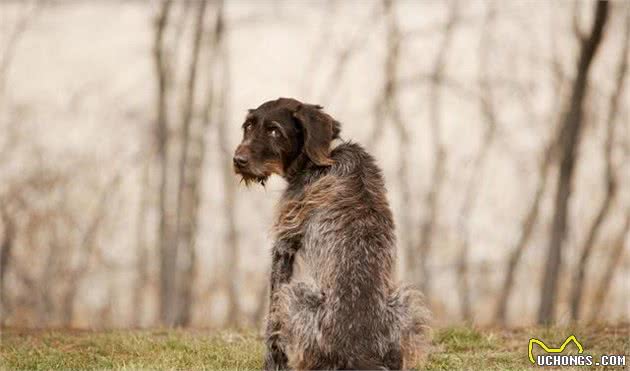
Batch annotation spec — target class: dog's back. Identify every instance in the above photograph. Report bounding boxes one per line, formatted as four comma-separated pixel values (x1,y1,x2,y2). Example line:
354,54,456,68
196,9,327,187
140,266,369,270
273,142,429,369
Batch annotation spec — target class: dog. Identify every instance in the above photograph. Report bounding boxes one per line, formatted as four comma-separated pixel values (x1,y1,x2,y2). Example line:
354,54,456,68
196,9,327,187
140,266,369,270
233,98,429,370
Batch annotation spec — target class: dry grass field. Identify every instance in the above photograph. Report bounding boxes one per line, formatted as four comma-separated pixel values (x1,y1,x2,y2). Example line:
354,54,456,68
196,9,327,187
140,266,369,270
1,324,628,370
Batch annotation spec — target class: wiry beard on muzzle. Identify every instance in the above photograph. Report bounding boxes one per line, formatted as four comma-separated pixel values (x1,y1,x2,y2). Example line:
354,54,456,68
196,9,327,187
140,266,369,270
238,173,268,187
234,165,269,187
235,160,284,187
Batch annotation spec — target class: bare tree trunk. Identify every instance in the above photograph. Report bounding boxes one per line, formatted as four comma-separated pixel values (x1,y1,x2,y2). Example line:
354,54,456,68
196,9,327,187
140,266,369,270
415,1,458,298
0,2,42,101
0,206,15,325
570,9,628,321
173,0,208,327
538,0,608,325
495,142,554,324
212,1,240,328
39,224,63,324
298,1,336,97
455,3,496,322
62,175,121,326
182,1,224,327
252,276,269,329
494,6,568,324
153,0,176,326
376,0,413,282
317,4,379,108
170,0,194,73
589,212,630,322
132,157,151,327
367,0,401,147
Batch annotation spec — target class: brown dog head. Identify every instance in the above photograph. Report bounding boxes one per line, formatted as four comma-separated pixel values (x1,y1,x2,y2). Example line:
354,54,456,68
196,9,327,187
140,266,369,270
233,97,340,185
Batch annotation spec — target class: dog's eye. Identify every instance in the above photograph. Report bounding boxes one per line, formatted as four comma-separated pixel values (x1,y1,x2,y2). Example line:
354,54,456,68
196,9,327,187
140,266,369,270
268,121,282,138
243,123,252,132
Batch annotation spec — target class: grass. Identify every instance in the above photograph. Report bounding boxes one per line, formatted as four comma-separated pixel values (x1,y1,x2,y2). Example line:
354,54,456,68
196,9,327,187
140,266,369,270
1,325,628,370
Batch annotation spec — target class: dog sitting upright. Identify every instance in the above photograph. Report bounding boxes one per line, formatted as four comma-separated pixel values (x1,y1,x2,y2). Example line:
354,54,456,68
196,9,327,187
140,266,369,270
233,98,429,370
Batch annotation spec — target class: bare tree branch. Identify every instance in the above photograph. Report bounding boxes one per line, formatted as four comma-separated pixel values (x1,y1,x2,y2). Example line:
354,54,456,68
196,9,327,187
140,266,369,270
317,3,381,107
570,6,629,321
572,1,586,43
0,205,15,325
414,0,459,300
213,0,240,328
0,1,43,101
153,0,176,326
172,0,209,327
173,0,224,327
170,0,194,75
371,0,415,287
493,3,569,324
455,2,497,322
298,1,337,96
132,156,152,327
589,211,630,322
62,173,122,326
538,0,609,325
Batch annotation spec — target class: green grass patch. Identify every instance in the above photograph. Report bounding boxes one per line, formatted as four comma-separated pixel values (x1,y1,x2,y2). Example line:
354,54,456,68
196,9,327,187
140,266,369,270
433,326,496,352
1,325,627,370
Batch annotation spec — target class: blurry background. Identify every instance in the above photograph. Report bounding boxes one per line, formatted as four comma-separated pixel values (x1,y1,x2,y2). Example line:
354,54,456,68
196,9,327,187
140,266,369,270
0,0,628,330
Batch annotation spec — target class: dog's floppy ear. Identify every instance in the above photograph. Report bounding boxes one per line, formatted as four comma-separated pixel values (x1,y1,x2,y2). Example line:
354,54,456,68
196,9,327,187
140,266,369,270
292,104,341,166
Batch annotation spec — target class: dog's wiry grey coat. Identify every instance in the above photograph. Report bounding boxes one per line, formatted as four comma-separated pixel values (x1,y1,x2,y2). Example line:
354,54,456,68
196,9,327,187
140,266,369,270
270,144,429,370
233,98,429,370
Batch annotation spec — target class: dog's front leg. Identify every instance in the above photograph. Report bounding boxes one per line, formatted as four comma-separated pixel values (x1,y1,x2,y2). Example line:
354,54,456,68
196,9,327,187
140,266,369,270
264,239,298,371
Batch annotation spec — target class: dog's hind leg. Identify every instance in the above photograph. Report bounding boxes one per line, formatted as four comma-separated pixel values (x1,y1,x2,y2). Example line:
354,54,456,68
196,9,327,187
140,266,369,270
273,283,430,370
272,281,333,370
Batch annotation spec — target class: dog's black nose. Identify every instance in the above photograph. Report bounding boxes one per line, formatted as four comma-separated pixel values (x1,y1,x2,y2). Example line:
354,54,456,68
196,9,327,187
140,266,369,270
233,154,249,167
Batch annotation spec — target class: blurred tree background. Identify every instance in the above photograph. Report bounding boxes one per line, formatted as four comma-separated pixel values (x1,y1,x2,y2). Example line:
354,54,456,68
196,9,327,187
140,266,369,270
0,0,628,329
